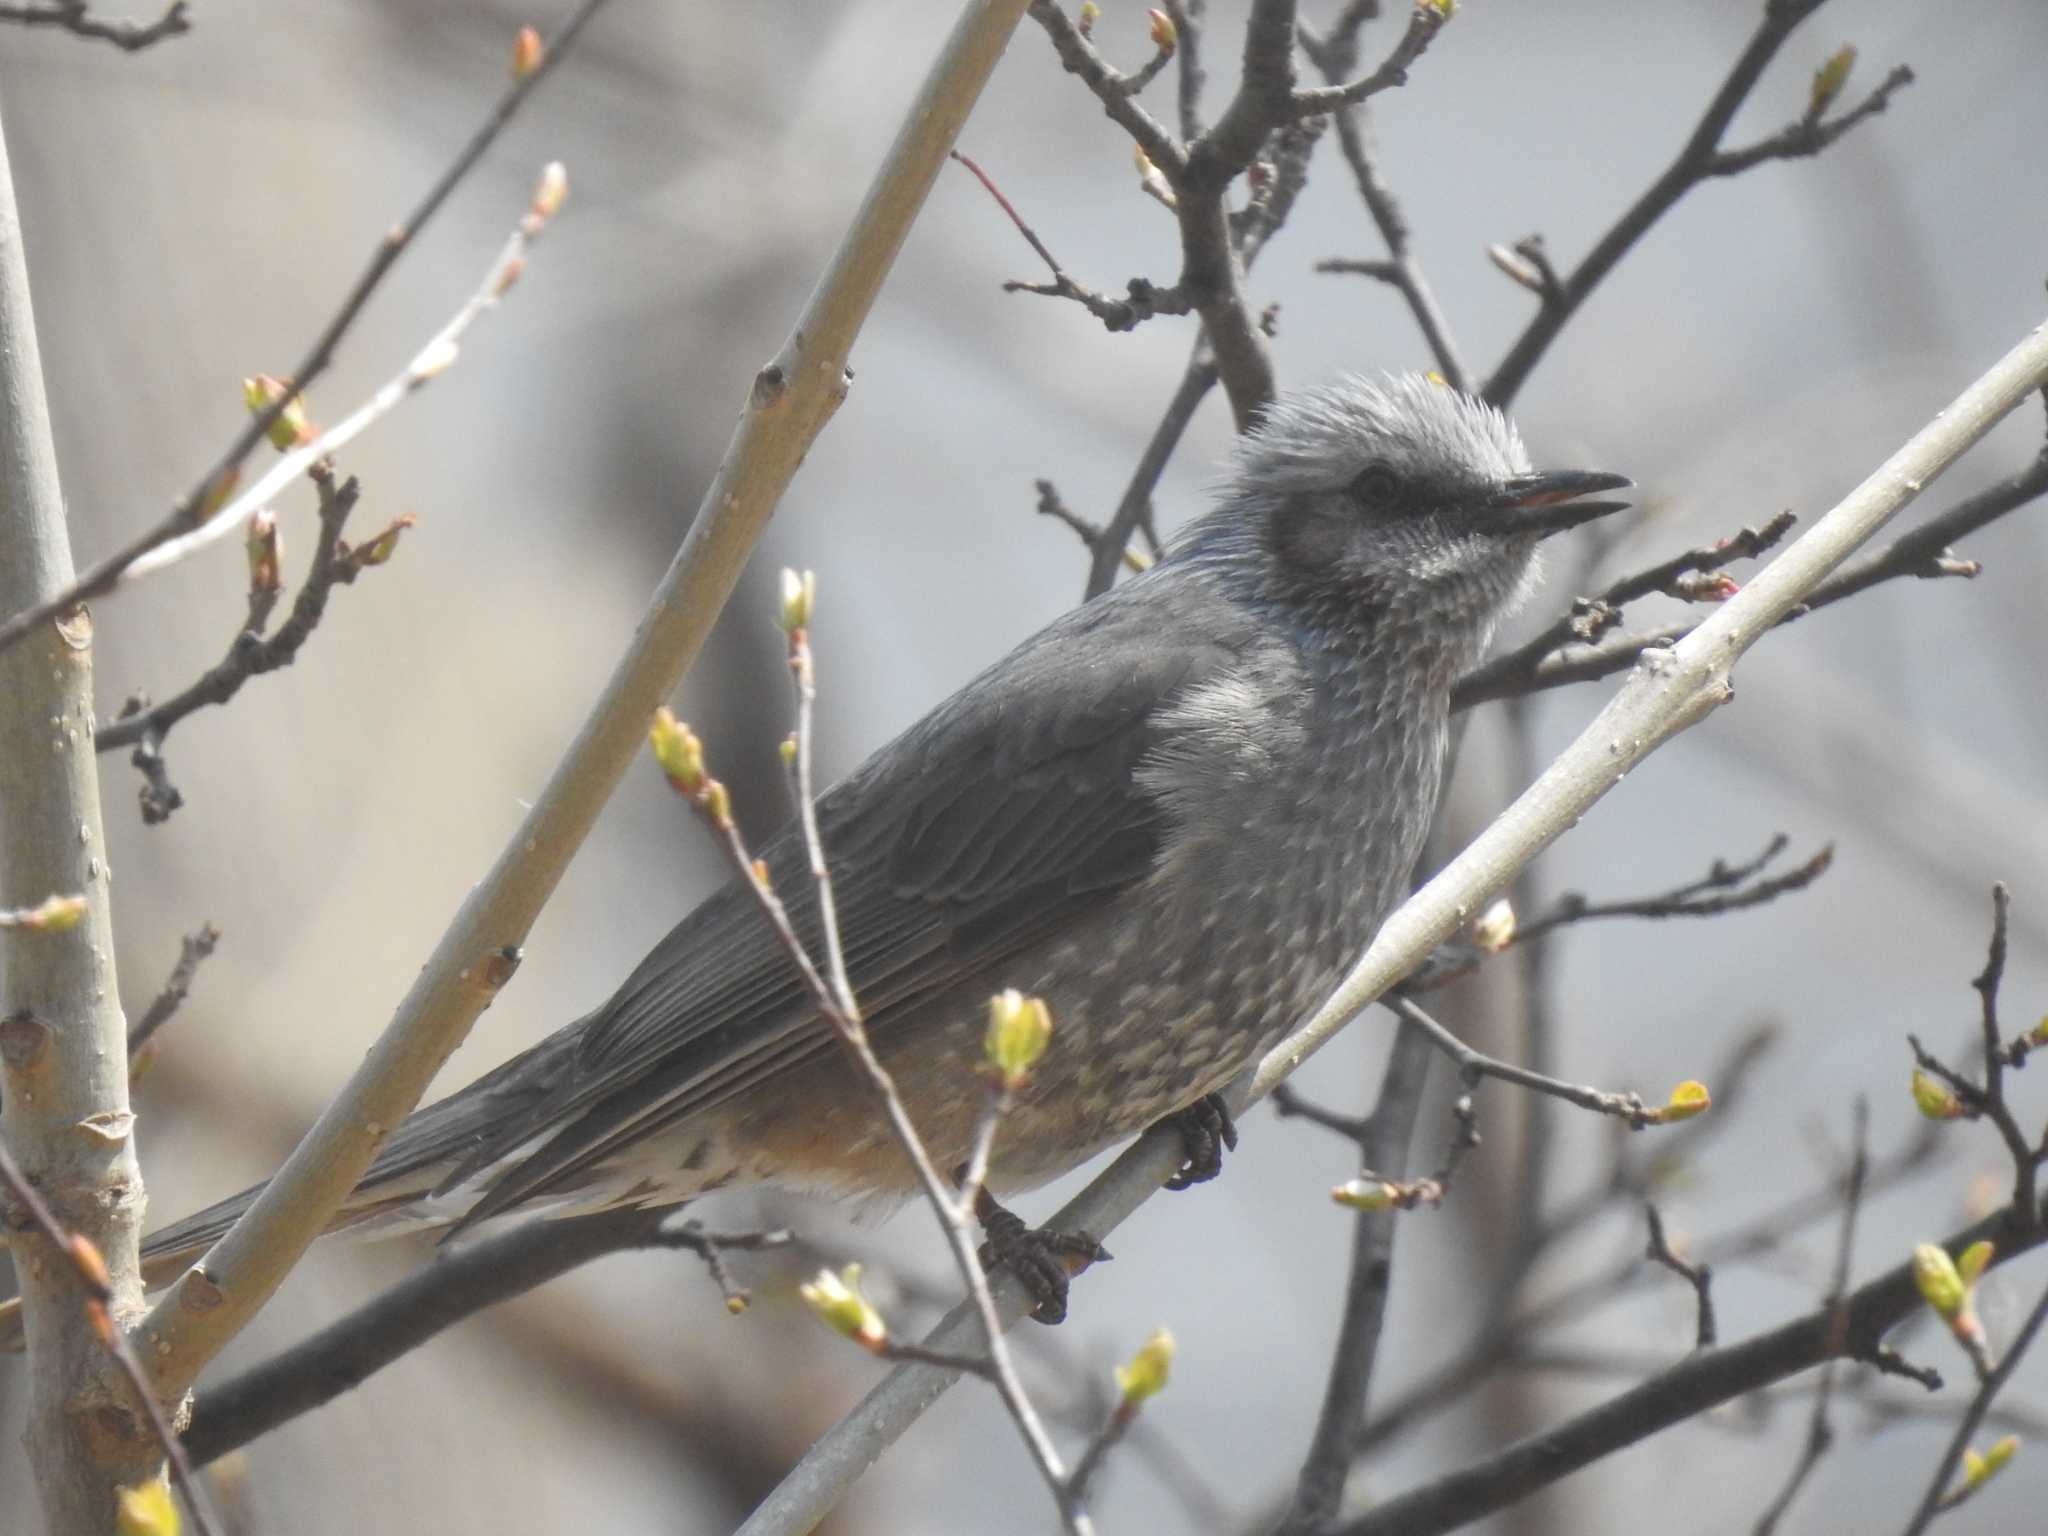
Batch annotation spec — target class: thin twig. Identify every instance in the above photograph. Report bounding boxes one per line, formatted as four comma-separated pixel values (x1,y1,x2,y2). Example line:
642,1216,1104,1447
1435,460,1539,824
1288,3,1449,119
1453,427,2048,707
1752,1099,1868,1535
0,0,613,657
1899,1277,2048,1536
669,605,1091,1532
134,0,1035,1403
96,468,405,822
1483,0,1910,407
0,1144,222,1536
1277,1026,1433,1534
1509,836,1833,947
0,0,187,51
1644,1204,1717,1350
1386,994,1690,1131
126,924,221,1063
116,169,562,590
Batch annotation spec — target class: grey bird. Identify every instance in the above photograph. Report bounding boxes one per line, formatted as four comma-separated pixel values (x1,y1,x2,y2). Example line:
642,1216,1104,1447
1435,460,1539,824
131,373,1628,1319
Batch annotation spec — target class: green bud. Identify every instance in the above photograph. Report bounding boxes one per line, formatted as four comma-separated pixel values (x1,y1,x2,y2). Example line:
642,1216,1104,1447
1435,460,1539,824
799,1263,886,1349
1114,1328,1174,1406
985,988,1053,1085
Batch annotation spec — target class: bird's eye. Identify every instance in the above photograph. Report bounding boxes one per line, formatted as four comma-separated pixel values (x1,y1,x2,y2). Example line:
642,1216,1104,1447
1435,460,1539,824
1351,463,1402,509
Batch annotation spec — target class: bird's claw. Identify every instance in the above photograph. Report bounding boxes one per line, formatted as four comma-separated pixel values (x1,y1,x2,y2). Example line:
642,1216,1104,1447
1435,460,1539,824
1161,1092,1239,1190
974,1191,1110,1326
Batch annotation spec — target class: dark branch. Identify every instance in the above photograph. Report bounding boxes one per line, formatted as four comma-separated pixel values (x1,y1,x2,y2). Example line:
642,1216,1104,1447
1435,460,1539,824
1511,835,1833,946
1330,1203,2048,1536
1288,3,1449,119
1277,1027,1434,1534
1644,1204,1716,1349
1454,423,2048,709
1386,994,1694,1132
1482,0,1910,407
1900,1276,2048,1533
0,0,613,659
95,468,411,823
1456,510,1797,708
183,1210,792,1464
1752,1099,1868,1535
0,0,187,51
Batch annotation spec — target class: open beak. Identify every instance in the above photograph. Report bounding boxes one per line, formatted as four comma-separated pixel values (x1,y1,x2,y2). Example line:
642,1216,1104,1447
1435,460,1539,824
1484,470,1634,538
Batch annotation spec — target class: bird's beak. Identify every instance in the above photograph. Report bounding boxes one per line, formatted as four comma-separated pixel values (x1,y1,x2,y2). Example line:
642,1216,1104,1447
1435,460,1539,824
1484,470,1634,538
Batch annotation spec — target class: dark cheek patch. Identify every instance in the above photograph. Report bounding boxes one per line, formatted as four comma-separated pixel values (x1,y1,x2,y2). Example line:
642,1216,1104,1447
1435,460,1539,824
1267,498,1352,575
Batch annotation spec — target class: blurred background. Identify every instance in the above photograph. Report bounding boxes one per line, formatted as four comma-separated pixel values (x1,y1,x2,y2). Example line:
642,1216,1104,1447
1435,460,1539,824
4,1,2048,1531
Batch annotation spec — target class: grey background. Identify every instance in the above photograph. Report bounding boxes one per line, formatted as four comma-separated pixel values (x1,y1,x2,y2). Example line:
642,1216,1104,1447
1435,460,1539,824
3,1,2048,1531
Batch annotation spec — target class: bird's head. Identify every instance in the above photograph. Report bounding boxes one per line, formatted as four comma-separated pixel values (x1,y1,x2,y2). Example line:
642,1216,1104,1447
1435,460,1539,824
1188,374,1630,650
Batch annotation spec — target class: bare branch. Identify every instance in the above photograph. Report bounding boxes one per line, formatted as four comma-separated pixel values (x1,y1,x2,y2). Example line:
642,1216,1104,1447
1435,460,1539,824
0,1144,220,1536
181,1211,792,1465
1483,0,1911,407
0,0,187,51
1288,3,1449,119
133,0,1036,1402
126,923,221,1064
0,0,613,657
1752,1099,1868,1535
1454,421,2048,709
1645,1203,1717,1350
1277,1027,1434,1534
95,467,406,822
1900,1278,2048,1534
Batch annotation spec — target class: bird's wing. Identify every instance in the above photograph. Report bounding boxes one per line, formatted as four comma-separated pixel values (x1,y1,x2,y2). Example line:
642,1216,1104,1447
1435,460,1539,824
432,573,1265,1227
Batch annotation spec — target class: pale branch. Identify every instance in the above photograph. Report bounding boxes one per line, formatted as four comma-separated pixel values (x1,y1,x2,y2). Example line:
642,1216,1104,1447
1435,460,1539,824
1483,0,1911,408
132,0,1035,1403
116,168,561,592
126,923,221,1063
0,104,155,1528
740,315,2048,1535
1452,421,2048,709
1457,510,1798,707
0,0,612,657
0,1145,220,1536
180,1211,793,1465
660,614,1091,1529
0,0,187,51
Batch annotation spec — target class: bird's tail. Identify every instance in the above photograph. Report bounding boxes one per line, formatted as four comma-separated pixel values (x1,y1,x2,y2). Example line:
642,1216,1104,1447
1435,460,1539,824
0,1026,581,1351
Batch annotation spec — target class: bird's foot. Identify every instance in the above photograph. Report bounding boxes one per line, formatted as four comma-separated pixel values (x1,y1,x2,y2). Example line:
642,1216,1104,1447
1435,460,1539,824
973,1187,1110,1326
1161,1092,1239,1191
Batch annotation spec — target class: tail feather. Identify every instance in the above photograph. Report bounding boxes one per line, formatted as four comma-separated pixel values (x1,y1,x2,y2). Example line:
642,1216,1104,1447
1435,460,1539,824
0,1023,588,1352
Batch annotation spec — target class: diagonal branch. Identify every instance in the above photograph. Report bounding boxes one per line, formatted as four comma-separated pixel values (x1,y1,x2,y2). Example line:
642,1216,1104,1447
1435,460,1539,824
1483,0,1910,408
0,0,613,658
132,0,1035,1403
735,297,2048,1536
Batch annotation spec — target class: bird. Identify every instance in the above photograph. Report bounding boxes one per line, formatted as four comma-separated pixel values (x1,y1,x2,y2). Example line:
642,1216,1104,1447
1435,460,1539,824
129,373,1630,1322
